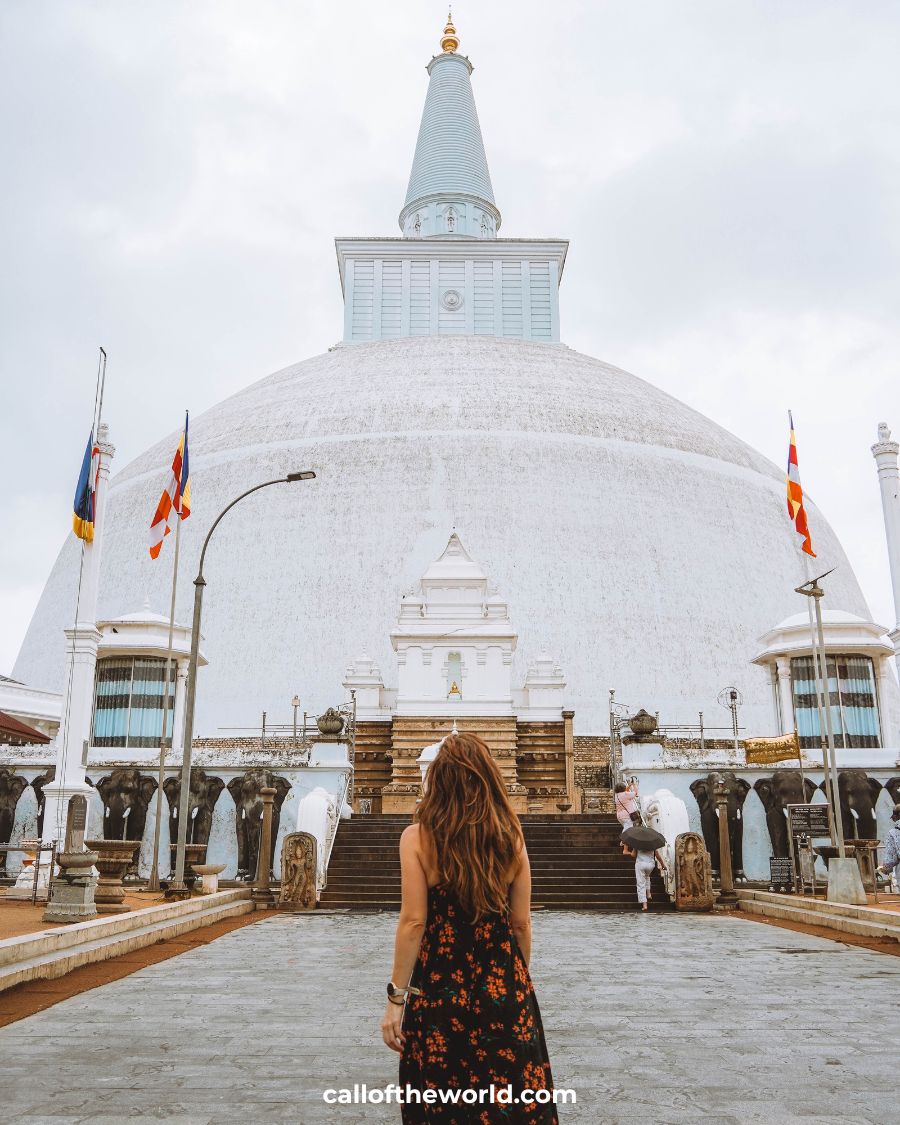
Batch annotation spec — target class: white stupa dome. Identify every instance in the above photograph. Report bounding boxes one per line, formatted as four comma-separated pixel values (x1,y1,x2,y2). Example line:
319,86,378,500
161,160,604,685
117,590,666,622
15,19,895,743
14,334,872,735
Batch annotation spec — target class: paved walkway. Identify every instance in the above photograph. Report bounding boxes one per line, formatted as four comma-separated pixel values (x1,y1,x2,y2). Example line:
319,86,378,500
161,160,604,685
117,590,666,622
0,911,897,1124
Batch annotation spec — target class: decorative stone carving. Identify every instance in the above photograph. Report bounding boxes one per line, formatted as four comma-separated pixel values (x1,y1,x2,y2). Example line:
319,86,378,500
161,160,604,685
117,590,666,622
0,768,28,873
316,708,345,736
162,768,225,848
279,831,317,911
628,709,658,741
95,768,157,845
689,771,750,882
753,770,817,858
43,796,99,923
32,766,56,839
441,288,463,311
674,832,714,911
86,839,140,913
226,770,291,880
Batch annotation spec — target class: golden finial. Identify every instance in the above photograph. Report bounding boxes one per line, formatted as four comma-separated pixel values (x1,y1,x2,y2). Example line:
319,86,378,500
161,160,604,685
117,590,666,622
441,9,459,53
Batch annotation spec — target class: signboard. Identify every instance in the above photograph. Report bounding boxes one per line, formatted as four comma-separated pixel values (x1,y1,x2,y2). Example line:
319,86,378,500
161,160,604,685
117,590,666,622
744,733,800,766
787,803,831,839
769,857,794,890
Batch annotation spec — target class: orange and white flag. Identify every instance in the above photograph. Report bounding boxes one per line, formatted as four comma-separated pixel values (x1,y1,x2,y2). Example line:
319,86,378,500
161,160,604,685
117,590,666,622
148,412,191,558
786,411,815,558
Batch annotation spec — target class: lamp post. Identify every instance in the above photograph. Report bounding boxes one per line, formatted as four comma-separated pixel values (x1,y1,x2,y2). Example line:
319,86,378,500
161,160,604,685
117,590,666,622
292,695,300,744
167,471,316,898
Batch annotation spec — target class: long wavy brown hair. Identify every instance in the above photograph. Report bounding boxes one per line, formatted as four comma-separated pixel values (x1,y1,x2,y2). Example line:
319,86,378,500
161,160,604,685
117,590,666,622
414,732,524,919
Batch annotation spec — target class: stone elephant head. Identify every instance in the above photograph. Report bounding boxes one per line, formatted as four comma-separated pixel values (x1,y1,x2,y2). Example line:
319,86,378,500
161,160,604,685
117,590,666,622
689,771,751,882
831,769,882,842
95,769,157,845
0,769,29,871
226,770,291,880
884,777,900,807
162,769,226,848
753,770,818,858
31,766,55,839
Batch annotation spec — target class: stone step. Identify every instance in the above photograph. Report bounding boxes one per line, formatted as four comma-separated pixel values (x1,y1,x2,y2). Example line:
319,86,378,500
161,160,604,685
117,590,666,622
0,888,255,992
736,889,900,942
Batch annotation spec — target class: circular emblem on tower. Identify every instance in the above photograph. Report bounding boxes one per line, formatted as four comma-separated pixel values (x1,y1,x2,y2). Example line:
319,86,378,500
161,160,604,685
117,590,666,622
441,289,463,312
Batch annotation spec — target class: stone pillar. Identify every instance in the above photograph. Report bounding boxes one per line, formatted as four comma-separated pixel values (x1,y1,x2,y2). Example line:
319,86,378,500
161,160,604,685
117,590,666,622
775,657,794,736
562,710,578,812
41,425,115,850
171,658,189,758
872,423,900,674
713,776,737,909
252,786,277,909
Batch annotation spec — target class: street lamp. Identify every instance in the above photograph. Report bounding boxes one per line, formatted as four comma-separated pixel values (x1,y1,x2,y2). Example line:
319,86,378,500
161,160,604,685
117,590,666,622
168,470,316,897
292,695,300,743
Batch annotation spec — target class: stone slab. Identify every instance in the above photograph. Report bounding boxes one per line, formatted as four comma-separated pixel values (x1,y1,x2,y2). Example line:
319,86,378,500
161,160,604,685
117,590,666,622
0,889,253,991
0,911,898,1122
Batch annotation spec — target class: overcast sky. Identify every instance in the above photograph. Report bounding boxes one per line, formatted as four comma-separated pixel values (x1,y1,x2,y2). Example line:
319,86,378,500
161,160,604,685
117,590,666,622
2,0,899,676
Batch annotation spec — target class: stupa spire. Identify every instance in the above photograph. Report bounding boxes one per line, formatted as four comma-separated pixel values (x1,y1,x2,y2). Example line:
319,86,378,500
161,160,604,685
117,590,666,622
399,15,500,239
441,10,459,54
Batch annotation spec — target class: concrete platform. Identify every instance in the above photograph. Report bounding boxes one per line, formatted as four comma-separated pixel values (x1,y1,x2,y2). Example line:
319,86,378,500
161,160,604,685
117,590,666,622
0,888,253,992
737,888,900,943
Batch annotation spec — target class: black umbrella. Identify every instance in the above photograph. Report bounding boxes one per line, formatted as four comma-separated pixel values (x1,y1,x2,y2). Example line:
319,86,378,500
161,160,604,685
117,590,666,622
621,825,666,851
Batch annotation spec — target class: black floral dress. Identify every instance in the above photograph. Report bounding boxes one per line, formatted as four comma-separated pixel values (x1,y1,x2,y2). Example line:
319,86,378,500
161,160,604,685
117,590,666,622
399,883,558,1123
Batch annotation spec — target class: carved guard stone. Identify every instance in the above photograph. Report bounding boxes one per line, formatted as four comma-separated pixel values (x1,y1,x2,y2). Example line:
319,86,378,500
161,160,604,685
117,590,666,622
674,831,714,912
279,831,317,911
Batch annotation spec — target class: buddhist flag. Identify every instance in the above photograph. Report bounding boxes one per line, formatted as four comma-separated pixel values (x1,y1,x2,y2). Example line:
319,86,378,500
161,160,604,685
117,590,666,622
148,412,191,559
72,431,100,542
786,411,815,558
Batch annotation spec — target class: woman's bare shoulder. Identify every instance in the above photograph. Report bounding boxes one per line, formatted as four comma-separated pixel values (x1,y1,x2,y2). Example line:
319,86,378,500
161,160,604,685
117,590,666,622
400,823,421,847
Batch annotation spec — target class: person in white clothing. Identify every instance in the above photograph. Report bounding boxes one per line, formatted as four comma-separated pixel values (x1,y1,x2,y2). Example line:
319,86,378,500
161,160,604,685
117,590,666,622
623,844,665,912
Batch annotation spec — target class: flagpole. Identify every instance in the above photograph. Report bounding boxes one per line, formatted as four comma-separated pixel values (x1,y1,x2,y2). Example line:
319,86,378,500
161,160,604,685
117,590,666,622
802,551,840,853
147,515,181,893
52,348,105,844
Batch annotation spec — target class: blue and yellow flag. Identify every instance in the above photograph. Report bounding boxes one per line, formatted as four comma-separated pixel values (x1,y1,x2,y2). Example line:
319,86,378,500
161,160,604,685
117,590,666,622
72,431,99,542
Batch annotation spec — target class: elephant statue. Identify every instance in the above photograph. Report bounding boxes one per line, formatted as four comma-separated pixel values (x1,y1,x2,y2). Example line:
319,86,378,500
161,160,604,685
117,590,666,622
95,769,158,873
885,777,900,806
227,770,291,880
754,770,818,858
162,769,226,848
830,769,881,842
32,766,55,839
689,771,751,883
0,769,29,874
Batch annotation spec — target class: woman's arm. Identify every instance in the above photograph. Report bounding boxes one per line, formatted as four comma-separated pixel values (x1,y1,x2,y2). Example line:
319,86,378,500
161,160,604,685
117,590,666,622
508,842,533,965
381,824,429,1053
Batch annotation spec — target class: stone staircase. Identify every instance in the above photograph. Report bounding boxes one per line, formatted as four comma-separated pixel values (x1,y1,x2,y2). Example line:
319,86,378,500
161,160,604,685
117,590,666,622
318,813,671,911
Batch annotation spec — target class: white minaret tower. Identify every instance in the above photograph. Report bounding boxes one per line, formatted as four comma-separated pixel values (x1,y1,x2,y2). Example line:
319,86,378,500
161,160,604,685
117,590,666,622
872,421,900,671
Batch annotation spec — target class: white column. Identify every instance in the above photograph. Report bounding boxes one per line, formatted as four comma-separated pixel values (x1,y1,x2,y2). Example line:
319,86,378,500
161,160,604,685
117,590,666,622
872,422,900,671
171,658,189,760
875,655,900,757
775,657,794,735
42,424,115,846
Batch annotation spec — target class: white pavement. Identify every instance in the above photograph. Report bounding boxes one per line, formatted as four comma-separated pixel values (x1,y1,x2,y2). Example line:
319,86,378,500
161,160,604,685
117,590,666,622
0,911,897,1124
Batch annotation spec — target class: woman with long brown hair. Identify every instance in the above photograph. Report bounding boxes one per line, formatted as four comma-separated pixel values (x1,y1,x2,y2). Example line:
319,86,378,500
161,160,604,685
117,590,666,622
380,733,557,1123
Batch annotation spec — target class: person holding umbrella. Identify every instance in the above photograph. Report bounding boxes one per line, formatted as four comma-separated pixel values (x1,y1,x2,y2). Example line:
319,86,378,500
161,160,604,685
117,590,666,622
621,823,667,912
